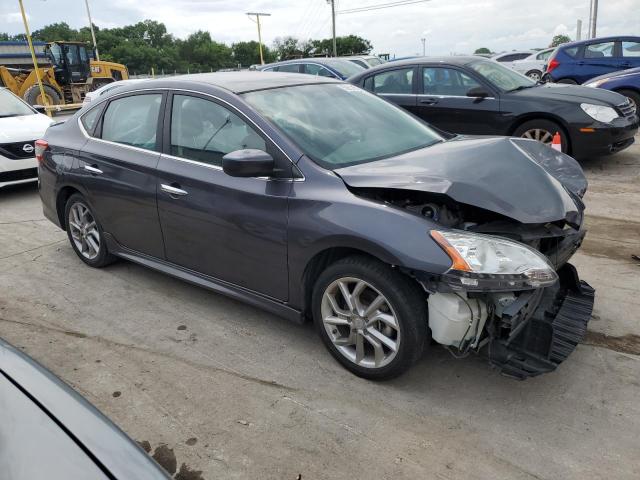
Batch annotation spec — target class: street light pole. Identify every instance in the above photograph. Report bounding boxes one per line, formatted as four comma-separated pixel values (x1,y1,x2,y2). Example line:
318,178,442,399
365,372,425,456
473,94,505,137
17,0,50,115
421,37,426,56
246,12,271,65
329,0,337,57
84,0,100,61
588,0,598,39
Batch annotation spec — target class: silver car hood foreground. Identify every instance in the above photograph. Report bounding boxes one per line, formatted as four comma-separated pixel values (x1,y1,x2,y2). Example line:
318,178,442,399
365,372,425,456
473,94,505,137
335,136,587,225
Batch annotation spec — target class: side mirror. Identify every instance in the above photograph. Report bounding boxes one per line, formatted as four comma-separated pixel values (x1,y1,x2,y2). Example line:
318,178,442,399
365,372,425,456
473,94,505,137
33,105,47,114
466,86,490,98
222,149,274,178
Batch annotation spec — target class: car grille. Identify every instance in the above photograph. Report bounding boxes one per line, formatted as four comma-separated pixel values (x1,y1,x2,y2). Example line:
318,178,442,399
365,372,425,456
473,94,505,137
617,98,636,118
0,140,36,160
0,168,38,183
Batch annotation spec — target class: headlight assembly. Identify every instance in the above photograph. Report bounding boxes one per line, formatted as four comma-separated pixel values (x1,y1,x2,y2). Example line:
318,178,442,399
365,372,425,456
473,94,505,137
430,230,558,291
580,103,619,123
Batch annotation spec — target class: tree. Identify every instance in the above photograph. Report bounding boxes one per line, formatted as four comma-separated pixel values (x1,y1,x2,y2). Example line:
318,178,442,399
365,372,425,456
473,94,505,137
272,36,302,60
232,41,276,67
32,22,78,41
474,47,491,54
309,35,373,56
550,35,571,47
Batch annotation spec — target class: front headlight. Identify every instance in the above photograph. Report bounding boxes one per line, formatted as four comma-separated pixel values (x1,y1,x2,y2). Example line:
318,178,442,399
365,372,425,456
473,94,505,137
580,103,619,123
431,230,558,291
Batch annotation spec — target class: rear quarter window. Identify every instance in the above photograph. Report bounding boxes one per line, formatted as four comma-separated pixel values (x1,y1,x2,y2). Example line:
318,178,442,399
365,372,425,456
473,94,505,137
563,46,579,58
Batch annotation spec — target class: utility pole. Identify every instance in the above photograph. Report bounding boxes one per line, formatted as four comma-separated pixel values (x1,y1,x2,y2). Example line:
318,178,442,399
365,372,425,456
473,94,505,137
329,0,337,57
84,0,99,61
421,37,426,56
246,12,271,65
576,19,582,41
588,0,598,39
17,0,50,115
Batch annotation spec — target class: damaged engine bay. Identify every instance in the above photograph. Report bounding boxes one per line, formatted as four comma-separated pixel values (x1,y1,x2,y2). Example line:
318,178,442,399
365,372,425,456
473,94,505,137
351,186,594,379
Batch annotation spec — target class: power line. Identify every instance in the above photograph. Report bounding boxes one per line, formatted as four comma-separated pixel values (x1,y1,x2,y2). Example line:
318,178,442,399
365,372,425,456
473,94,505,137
337,0,430,15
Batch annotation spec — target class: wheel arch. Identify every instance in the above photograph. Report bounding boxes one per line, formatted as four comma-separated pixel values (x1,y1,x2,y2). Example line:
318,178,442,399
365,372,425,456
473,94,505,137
55,185,84,230
508,113,573,153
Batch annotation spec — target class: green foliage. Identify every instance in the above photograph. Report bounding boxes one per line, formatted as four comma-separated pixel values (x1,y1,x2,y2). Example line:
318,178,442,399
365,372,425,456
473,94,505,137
272,35,373,60
550,35,571,48
1,20,373,73
474,47,491,54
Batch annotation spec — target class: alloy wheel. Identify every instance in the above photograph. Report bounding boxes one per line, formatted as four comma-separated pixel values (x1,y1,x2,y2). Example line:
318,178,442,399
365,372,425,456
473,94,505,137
321,277,400,368
521,128,554,145
526,71,541,81
68,202,101,260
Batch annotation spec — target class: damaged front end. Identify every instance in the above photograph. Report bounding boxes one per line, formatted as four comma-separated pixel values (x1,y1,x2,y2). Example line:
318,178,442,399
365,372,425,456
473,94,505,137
335,137,596,378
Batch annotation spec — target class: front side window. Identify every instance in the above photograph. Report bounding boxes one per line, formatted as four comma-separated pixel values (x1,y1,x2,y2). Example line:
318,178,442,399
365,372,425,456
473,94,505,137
64,44,80,65
423,67,481,96
170,95,266,167
304,64,336,78
585,42,615,58
622,41,640,57
369,68,414,94
101,94,162,151
243,84,442,169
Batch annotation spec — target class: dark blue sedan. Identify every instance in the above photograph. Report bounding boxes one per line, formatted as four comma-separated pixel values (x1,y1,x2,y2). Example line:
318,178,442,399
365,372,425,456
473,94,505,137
584,66,640,110
257,57,364,80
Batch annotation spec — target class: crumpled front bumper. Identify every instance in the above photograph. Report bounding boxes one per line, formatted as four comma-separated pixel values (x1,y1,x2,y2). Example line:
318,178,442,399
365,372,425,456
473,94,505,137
487,263,595,379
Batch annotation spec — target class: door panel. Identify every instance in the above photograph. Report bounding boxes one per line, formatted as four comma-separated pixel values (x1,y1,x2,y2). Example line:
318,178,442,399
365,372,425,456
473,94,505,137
157,93,290,300
415,66,503,135
78,93,165,258
579,41,620,83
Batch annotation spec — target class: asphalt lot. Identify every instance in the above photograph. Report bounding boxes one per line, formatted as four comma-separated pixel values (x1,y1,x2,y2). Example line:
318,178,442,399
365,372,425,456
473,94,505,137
1,137,639,480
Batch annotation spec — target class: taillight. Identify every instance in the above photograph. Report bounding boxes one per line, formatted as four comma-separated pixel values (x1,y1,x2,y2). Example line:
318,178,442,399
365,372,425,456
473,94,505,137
547,58,560,73
35,139,48,163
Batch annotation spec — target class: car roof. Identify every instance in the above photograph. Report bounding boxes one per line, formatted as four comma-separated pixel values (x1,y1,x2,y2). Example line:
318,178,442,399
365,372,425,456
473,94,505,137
492,50,533,58
114,71,340,94
558,35,640,48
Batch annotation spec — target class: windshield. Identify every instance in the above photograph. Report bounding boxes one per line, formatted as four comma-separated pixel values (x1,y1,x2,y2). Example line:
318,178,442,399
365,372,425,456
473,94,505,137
0,89,35,117
323,59,365,78
243,84,443,169
468,60,536,91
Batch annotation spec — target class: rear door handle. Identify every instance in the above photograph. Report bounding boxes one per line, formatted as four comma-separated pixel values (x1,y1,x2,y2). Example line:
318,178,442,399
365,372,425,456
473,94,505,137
161,184,188,196
84,165,103,174
420,98,438,105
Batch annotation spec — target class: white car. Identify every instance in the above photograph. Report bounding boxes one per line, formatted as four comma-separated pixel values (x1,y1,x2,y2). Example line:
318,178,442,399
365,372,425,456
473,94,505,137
83,79,147,106
342,55,385,69
511,48,555,81
490,50,534,70
0,88,54,189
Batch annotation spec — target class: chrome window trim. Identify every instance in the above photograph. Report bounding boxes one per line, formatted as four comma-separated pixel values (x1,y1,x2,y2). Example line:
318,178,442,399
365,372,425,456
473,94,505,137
77,87,305,181
268,61,341,79
416,93,496,100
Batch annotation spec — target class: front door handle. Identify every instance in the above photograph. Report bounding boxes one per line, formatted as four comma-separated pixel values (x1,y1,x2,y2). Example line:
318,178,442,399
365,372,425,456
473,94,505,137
161,184,188,196
420,98,438,105
84,165,103,175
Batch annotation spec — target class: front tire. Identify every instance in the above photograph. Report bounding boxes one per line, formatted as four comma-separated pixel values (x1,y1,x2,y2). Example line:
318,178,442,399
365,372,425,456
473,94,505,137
23,84,62,106
312,255,428,380
513,119,569,153
64,194,115,268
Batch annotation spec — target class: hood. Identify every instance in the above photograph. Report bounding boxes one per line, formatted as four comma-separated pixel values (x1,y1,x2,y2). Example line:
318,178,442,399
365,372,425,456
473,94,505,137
585,67,640,84
512,82,627,106
335,136,586,225
0,114,53,143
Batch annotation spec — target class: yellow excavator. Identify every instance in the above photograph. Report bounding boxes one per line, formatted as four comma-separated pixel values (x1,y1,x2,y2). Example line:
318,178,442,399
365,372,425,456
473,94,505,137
0,40,129,106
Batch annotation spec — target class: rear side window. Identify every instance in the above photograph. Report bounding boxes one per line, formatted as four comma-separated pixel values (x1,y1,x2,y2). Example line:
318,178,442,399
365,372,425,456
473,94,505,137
622,41,640,57
563,46,579,58
537,50,552,61
369,68,414,94
170,95,266,167
101,94,162,151
80,106,102,135
585,42,615,58
276,64,301,73
304,64,336,78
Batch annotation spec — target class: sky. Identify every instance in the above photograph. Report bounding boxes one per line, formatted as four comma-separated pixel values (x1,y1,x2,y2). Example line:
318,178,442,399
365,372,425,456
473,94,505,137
1,0,639,56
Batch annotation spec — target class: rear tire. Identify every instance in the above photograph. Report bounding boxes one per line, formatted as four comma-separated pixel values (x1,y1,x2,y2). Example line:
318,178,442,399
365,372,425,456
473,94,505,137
64,194,116,268
312,255,429,380
23,84,62,106
525,70,542,81
618,89,640,112
513,119,569,153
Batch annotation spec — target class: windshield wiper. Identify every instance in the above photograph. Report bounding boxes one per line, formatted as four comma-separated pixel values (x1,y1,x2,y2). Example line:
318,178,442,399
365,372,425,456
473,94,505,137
507,85,536,93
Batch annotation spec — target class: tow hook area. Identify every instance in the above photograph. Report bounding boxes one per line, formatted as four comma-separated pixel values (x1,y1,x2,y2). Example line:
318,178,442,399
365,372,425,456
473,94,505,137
488,264,595,379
